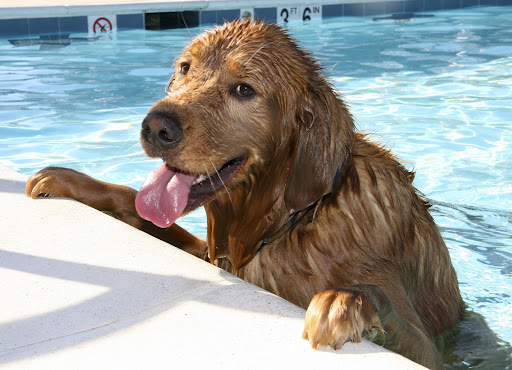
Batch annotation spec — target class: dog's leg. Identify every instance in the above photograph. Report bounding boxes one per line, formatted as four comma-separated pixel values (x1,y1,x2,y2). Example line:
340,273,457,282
26,167,207,258
302,284,443,369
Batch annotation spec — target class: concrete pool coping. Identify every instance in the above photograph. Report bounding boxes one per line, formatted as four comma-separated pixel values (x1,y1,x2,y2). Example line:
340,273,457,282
1,0,328,18
0,164,425,369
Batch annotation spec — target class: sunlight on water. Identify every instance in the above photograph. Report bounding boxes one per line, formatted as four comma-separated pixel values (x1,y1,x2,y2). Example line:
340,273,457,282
0,6,511,345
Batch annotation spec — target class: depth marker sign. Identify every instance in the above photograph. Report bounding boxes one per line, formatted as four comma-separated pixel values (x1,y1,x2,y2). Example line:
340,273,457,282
88,15,117,34
277,6,322,23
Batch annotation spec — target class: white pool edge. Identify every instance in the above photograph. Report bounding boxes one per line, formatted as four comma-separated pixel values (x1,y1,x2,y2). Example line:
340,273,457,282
0,164,424,369
1,0,359,19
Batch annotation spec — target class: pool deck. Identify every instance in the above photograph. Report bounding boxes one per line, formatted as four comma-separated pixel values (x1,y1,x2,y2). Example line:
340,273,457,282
0,0,322,18
0,165,426,369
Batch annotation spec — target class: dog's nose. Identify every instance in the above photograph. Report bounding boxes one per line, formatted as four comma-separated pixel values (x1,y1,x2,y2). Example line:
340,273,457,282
141,111,183,149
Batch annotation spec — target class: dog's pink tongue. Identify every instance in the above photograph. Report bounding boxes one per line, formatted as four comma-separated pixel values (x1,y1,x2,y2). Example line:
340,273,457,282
135,163,195,228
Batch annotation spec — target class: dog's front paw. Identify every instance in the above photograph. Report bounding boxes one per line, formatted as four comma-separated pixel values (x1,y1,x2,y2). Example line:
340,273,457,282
25,167,87,199
302,288,384,350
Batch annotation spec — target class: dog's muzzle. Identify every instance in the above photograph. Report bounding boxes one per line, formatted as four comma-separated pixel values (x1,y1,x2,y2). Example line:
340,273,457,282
141,111,183,151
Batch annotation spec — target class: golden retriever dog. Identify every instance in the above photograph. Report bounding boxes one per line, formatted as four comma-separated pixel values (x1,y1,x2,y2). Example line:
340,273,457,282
26,20,468,368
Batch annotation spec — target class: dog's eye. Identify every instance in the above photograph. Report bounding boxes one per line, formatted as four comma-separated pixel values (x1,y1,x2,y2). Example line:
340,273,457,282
180,63,190,75
234,84,255,98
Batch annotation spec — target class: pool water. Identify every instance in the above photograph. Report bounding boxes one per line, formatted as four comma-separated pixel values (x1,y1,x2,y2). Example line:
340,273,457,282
1,6,511,348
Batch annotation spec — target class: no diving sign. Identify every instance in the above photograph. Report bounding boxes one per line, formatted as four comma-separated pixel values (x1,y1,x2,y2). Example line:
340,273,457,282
88,15,117,34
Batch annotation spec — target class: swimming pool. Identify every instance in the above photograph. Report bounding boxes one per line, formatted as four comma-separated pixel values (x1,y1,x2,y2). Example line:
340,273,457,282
1,5,511,350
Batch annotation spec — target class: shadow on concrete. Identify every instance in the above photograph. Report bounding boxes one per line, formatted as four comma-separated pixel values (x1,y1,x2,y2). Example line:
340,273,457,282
0,178,27,195
0,249,305,364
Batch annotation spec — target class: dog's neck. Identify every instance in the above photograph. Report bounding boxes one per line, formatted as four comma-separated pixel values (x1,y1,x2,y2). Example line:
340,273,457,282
205,166,291,274
257,207,312,251
205,154,348,275
257,154,347,252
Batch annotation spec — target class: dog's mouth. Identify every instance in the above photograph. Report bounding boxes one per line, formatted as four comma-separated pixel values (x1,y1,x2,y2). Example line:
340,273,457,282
135,154,248,228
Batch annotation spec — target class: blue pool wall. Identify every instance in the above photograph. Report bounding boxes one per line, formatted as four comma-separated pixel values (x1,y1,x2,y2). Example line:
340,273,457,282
1,0,512,37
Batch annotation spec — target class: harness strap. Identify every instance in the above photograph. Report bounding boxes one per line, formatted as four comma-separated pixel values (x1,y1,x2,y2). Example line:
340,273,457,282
257,155,348,252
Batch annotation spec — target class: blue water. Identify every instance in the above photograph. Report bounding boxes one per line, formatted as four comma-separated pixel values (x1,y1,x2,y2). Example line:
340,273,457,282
1,6,511,344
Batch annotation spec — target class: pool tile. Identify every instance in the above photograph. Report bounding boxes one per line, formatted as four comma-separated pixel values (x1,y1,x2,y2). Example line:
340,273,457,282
28,17,58,35
254,7,277,22
200,10,217,25
117,14,144,30
403,0,421,12
0,18,29,37
200,10,240,26
178,11,200,28
461,0,479,7
343,3,365,16
420,0,444,10
323,4,344,18
216,9,240,23
364,1,387,15
59,16,88,34
443,0,461,8
385,1,407,13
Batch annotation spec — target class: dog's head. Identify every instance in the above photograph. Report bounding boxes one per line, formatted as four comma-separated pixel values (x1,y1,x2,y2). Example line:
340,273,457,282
135,20,355,229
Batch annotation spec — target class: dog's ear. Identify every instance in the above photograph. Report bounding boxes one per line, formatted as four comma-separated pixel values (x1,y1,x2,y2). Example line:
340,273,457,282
284,85,353,213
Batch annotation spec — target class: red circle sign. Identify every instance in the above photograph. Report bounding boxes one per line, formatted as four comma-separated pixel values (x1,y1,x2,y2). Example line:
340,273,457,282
93,17,113,33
